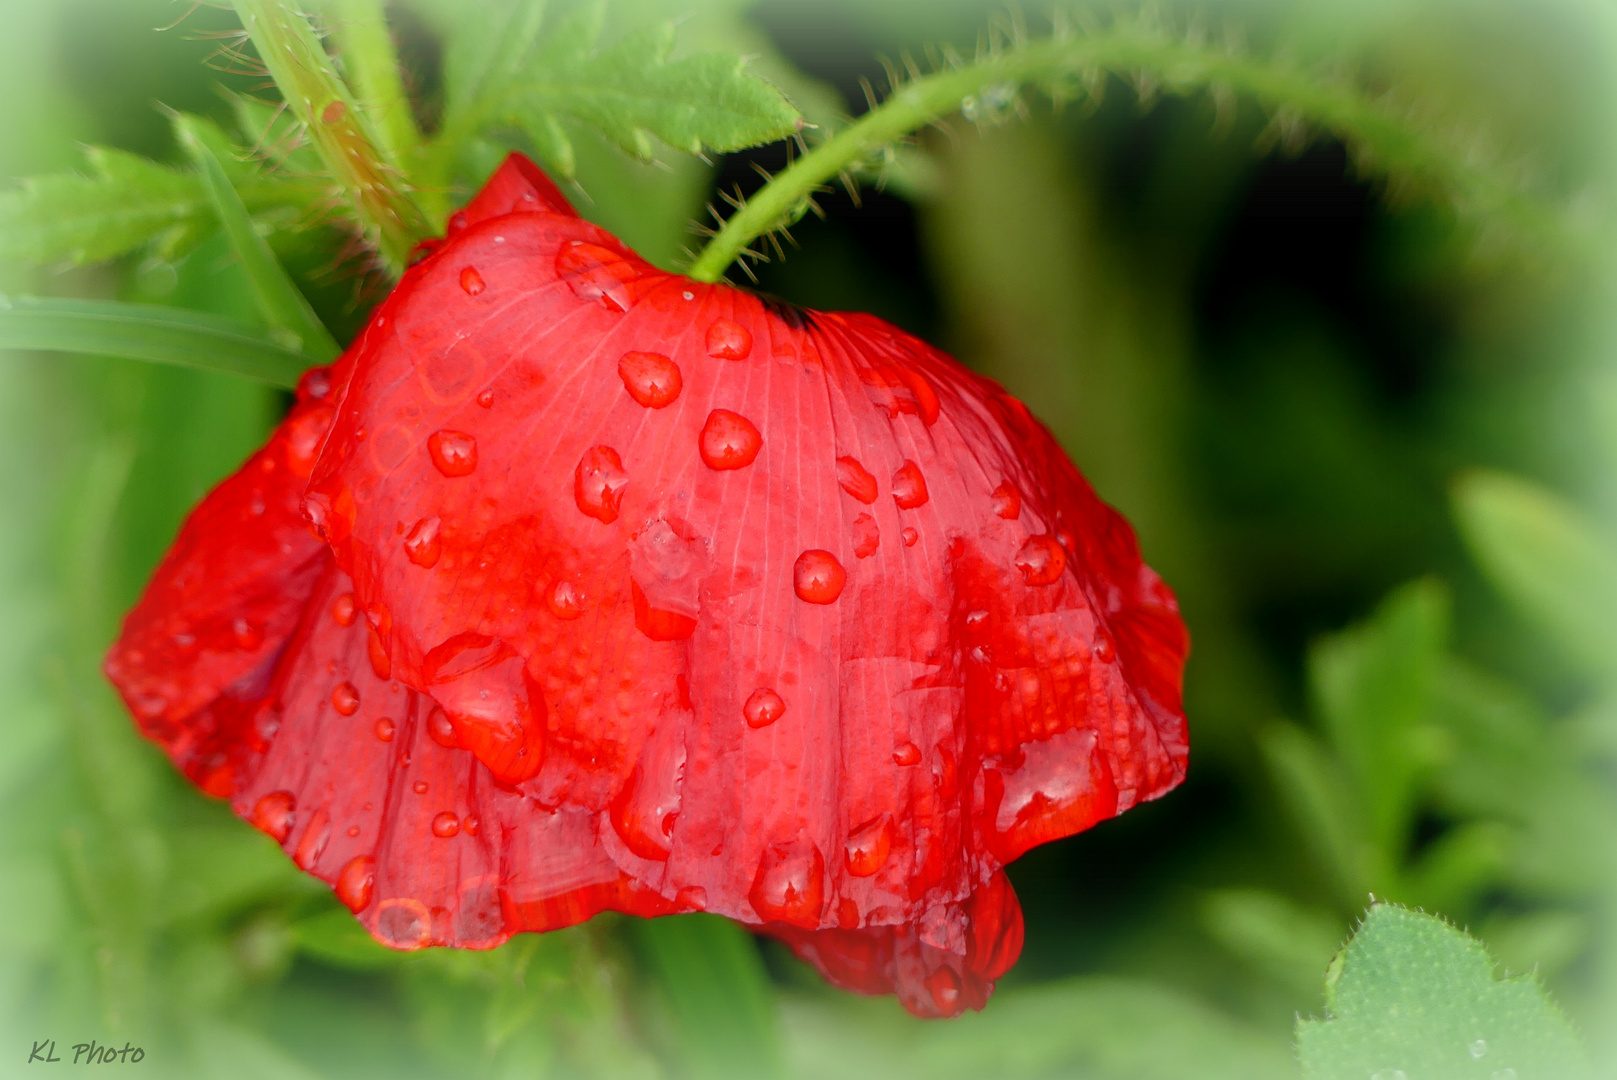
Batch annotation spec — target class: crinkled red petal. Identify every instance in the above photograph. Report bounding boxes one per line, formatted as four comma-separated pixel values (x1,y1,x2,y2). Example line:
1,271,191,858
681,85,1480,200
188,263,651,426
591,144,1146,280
105,153,1189,1018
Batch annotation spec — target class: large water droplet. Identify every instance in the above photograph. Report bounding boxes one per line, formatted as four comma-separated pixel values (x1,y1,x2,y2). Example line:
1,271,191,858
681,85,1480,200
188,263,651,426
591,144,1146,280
459,266,485,296
706,319,753,360
892,461,929,508
619,351,682,408
423,633,547,784
699,409,762,471
794,550,846,604
836,456,878,504
367,627,392,680
374,716,395,742
427,706,459,748
375,897,432,948
431,811,460,838
331,682,360,716
428,429,477,477
1014,536,1066,586
555,241,634,312
404,516,442,567
609,753,685,862
893,742,921,766
252,790,296,843
901,527,918,547
336,855,375,912
749,843,826,926
991,481,1021,519
574,446,628,523
744,688,786,728
853,513,879,558
547,579,587,620
332,592,358,627
294,808,331,870
845,816,893,877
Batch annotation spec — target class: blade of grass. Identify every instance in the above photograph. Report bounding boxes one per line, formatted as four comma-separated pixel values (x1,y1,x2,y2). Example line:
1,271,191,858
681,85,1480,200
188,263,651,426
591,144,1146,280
0,297,311,388
178,118,340,361
322,0,422,165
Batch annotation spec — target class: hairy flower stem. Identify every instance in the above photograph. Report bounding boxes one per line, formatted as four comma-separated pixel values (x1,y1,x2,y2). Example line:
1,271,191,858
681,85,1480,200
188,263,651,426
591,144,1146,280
233,0,430,274
687,29,1556,283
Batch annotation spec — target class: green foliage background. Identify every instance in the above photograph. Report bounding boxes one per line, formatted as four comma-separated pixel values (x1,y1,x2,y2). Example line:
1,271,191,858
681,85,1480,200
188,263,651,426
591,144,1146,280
2,0,1615,1077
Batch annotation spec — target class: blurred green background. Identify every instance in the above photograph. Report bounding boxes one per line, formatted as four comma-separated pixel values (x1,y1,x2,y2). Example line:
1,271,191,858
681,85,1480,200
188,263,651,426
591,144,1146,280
3,0,1616,1077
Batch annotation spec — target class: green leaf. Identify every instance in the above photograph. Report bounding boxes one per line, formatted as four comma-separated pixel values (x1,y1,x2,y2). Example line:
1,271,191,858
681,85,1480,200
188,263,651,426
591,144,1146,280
0,147,207,266
1260,721,1377,903
439,0,550,134
1296,903,1588,1080
0,296,312,388
1310,579,1448,856
178,116,340,360
630,914,783,1079
1452,469,1617,679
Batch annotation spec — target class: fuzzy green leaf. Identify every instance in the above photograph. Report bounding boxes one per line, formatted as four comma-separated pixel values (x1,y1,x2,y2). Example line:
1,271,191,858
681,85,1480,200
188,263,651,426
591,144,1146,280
1296,904,1587,1080
0,296,312,387
0,147,207,266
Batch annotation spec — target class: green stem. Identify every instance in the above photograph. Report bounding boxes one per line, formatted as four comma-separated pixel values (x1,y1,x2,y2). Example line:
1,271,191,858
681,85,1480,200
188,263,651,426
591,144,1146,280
323,0,422,165
687,30,1564,283
232,0,430,274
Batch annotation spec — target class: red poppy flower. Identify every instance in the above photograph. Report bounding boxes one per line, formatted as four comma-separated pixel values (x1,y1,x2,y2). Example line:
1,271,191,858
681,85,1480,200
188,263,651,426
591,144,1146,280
104,153,1189,1018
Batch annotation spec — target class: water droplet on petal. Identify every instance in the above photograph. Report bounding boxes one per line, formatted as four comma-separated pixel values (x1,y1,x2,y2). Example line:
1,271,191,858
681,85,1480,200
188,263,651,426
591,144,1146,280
706,319,753,360
428,706,459,748
1014,536,1066,586
676,885,707,910
459,266,485,295
699,410,762,470
347,825,360,838
619,351,682,408
332,592,357,627
446,211,469,236
431,811,460,838
555,241,635,311
547,579,587,620
428,430,477,477
965,609,988,630
252,791,296,843
374,717,395,742
682,291,695,301
836,456,878,503
404,516,442,567
744,688,786,728
845,816,893,877
463,815,480,836
294,808,330,870
413,781,429,795
574,446,628,523
902,527,918,547
631,580,697,641
991,481,1022,519
892,461,929,508
750,843,826,926
375,898,432,948
476,389,494,408
336,855,375,912
232,617,262,650
367,627,391,680
893,742,921,766
853,513,879,558
925,967,963,1014
1094,635,1114,662
332,682,360,716
794,550,846,604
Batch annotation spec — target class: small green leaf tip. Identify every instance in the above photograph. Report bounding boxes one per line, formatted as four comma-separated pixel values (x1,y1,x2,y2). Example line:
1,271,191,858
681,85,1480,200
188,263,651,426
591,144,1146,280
1296,903,1588,1080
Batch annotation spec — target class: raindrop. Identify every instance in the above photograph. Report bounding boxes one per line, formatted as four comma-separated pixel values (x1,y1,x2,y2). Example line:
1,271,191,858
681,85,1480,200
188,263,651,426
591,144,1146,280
428,429,478,477
682,291,695,301
699,409,762,470
463,815,480,836
902,527,918,547
413,781,429,795
347,825,360,838
1014,536,1066,586
991,481,1021,519
294,809,331,870
793,550,846,604
335,855,375,912
574,446,628,523
374,716,395,742
367,628,391,680
844,816,893,877
676,885,707,910
427,706,459,748
749,843,826,924
706,319,753,360
555,240,633,311
547,579,587,620
744,688,787,729
431,812,460,838
1093,635,1114,662
332,592,358,627
618,351,683,408
965,609,988,629
925,967,962,1013
404,516,442,567
376,898,432,948
891,461,929,508
252,791,296,843
893,742,921,766
1470,1041,1488,1059
852,513,879,558
459,266,486,296
331,682,360,716
232,617,262,649
446,211,468,236
476,389,494,408
836,456,878,504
